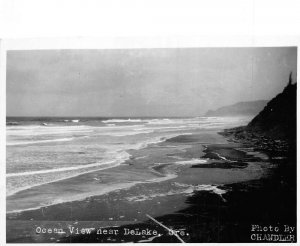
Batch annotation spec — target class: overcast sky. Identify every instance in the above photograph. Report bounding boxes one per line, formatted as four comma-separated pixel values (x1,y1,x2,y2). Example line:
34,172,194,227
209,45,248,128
6,47,297,117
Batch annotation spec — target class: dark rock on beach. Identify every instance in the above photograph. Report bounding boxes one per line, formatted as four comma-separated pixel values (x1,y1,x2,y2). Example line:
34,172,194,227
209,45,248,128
191,161,248,169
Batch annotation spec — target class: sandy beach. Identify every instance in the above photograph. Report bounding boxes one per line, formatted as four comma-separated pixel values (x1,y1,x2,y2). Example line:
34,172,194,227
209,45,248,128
5,46,297,244
7,121,295,243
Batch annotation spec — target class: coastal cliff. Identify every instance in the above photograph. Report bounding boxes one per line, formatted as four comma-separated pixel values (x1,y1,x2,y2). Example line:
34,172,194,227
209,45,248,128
205,100,268,117
221,74,297,155
248,76,296,143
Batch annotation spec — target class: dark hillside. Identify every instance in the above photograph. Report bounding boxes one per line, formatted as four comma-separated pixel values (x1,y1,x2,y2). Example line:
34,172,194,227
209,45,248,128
247,73,296,144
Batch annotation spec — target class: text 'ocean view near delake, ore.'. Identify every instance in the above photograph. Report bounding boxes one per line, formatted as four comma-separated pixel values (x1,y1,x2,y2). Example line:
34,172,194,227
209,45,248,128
6,48,297,243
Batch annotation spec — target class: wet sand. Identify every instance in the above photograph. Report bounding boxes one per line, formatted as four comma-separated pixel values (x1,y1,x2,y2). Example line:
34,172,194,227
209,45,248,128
6,130,296,243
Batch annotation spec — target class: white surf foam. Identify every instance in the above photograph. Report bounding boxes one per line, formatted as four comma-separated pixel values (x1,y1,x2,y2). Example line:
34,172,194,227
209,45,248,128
7,137,75,146
175,158,208,165
106,124,116,127
174,182,227,201
7,125,93,136
7,151,131,196
102,119,144,123
135,156,148,160
6,133,177,197
101,129,154,137
7,181,138,214
126,183,227,202
7,156,126,177
7,166,177,213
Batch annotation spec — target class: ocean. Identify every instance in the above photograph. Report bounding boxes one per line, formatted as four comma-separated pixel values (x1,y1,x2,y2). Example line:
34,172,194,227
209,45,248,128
6,116,252,213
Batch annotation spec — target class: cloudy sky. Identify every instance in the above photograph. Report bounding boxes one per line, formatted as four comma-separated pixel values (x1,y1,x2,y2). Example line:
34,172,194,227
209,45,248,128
6,47,297,117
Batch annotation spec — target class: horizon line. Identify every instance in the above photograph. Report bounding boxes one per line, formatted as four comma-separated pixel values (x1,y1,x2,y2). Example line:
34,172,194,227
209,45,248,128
6,115,203,118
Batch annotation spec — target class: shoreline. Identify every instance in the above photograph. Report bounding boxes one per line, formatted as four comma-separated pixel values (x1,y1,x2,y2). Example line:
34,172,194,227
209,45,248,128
58,128,296,243
6,127,296,243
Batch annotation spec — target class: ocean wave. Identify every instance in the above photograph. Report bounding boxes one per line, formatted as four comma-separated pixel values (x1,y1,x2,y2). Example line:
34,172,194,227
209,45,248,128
6,155,127,177
146,119,186,125
6,164,178,213
128,134,178,150
101,129,154,137
106,124,115,127
6,122,19,126
6,137,75,146
102,119,144,123
126,183,227,202
7,181,138,214
7,125,93,136
6,134,176,196
134,155,148,160
6,151,131,196
6,166,177,213
175,158,208,165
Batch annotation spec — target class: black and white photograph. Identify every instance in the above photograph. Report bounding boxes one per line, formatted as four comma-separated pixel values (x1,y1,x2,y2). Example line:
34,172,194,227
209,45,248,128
5,47,297,243
1,0,299,245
